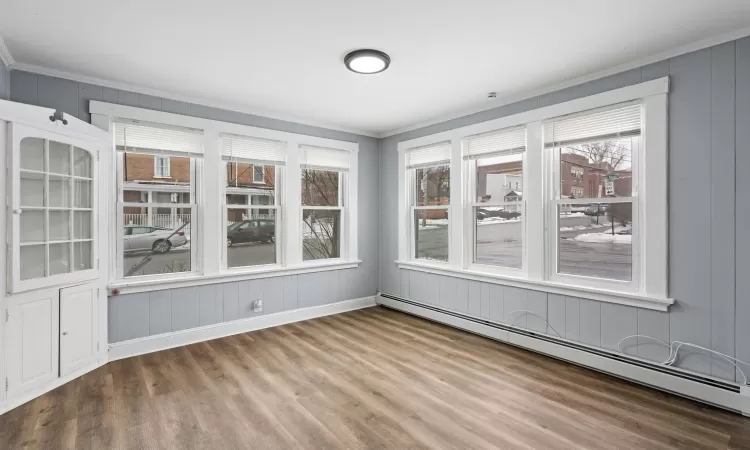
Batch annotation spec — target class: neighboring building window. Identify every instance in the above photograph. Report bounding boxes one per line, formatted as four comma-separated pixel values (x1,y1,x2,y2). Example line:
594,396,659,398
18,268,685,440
116,122,201,279
253,164,265,183
154,156,170,177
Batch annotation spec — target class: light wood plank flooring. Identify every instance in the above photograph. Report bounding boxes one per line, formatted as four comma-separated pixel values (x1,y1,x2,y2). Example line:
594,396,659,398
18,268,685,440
1,306,749,449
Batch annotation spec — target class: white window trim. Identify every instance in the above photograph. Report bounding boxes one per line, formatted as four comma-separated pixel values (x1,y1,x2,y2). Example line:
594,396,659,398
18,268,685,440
90,101,359,292
153,155,170,178
397,77,672,310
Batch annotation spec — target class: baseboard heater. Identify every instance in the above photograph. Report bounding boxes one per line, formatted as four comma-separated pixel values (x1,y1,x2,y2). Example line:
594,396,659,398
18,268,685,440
377,293,750,416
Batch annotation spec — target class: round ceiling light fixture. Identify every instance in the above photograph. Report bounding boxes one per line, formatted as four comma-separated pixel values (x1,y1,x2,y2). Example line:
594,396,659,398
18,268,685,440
344,49,391,74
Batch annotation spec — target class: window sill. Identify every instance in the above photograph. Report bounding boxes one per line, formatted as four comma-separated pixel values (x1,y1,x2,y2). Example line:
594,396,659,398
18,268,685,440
109,260,361,295
395,260,673,311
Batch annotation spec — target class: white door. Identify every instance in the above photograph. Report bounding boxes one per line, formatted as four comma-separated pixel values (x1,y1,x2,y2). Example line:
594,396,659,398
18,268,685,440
5,288,60,399
60,283,97,376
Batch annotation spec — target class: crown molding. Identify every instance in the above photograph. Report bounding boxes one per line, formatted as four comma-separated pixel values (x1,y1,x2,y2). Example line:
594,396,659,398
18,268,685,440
378,25,750,138
0,36,14,67
6,61,379,138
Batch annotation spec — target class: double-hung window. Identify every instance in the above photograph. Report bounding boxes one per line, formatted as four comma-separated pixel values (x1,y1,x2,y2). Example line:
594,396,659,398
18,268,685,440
221,134,284,268
397,78,670,308
115,121,202,279
545,103,640,287
464,126,526,271
154,155,170,178
405,142,451,262
300,145,350,261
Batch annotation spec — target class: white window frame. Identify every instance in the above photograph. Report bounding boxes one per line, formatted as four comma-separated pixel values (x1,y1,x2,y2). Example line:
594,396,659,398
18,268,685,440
153,155,170,178
464,148,527,278
407,163,451,263
397,77,672,311
90,101,359,294
223,161,282,270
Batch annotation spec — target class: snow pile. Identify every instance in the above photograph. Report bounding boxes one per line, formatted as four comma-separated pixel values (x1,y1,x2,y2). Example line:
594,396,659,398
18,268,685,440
573,227,632,244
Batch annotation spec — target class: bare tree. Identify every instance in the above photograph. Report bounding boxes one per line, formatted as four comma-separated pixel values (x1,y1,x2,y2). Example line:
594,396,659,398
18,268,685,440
301,169,340,259
564,141,630,171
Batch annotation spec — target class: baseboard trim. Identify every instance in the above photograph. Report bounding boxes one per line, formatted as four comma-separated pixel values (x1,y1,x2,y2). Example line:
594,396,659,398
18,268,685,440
108,296,377,362
0,359,105,416
376,294,750,416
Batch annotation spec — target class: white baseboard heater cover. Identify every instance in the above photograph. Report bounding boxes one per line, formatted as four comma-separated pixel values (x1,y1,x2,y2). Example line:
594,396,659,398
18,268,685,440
377,293,750,417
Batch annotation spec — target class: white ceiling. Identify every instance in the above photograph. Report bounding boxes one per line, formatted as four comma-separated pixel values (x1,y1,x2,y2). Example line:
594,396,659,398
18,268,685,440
1,1,750,136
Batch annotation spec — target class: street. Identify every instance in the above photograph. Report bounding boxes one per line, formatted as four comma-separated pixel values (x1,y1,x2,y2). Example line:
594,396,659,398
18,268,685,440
124,242,276,276
416,215,631,281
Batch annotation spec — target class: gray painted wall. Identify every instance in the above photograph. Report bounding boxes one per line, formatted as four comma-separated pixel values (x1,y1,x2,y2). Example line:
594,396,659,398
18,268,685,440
379,38,750,383
8,70,379,343
0,59,8,100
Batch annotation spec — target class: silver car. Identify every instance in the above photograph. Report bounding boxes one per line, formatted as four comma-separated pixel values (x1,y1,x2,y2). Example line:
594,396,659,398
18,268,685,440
123,226,188,253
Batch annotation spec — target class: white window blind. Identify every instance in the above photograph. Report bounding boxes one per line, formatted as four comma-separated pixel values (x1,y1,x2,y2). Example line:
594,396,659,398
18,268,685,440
115,121,203,155
221,134,286,165
464,127,526,159
544,103,641,148
405,142,451,169
300,145,350,171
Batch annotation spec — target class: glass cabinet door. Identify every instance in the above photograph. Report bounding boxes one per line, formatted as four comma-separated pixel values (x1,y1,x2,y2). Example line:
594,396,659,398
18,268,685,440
10,123,98,292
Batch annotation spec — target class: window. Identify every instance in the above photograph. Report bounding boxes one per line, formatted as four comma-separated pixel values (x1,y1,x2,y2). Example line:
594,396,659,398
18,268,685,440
545,103,639,285
300,145,351,261
253,164,265,183
116,121,202,278
465,127,526,270
397,78,670,307
405,142,451,262
154,156,170,177
221,134,283,269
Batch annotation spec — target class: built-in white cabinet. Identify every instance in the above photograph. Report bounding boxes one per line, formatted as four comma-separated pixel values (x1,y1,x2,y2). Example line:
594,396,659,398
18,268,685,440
60,283,97,376
4,288,60,399
0,101,109,414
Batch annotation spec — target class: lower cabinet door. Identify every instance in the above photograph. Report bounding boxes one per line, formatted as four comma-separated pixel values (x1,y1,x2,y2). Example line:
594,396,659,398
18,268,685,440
60,282,97,376
5,288,60,399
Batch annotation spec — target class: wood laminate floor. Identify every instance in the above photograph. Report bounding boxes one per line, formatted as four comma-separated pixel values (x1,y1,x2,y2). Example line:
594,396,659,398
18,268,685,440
1,306,749,449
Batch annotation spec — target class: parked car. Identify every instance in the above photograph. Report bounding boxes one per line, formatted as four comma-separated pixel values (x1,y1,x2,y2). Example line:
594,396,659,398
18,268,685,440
227,219,275,247
584,204,609,216
123,226,188,253
477,207,521,220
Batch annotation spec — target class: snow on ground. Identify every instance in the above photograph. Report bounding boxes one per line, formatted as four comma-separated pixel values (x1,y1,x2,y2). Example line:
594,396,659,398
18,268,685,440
573,227,632,244
559,222,610,232
418,217,521,230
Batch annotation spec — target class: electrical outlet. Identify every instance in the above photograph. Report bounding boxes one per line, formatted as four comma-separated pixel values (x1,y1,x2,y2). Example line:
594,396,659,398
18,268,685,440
252,299,263,313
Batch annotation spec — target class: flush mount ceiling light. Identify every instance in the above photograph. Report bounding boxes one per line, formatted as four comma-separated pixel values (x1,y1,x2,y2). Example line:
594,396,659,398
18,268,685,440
344,49,391,74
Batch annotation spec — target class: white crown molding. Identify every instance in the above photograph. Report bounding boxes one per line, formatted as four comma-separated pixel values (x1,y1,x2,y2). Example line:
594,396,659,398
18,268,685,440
6,61,379,138
0,36,14,67
378,25,750,138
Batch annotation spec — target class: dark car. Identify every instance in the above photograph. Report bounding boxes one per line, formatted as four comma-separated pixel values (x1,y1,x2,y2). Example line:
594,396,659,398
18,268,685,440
477,207,521,220
584,204,609,216
227,219,275,247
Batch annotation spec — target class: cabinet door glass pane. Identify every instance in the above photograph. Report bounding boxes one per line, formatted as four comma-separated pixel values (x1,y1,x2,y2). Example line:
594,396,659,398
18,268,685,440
49,243,71,275
21,137,45,171
21,172,45,207
20,245,46,280
73,241,92,271
49,210,71,241
73,147,92,178
49,175,71,207
20,210,45,243
74,180,92,208
48,141,71,175
74,211,92,239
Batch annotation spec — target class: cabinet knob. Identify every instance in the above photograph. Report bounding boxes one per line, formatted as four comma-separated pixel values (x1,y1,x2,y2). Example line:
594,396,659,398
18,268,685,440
62,331,68,336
